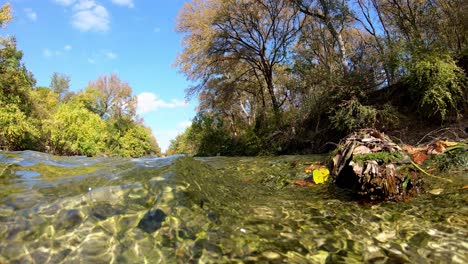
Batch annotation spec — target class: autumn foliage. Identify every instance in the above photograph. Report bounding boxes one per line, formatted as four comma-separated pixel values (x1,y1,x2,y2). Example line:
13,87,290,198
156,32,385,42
170,0,468,156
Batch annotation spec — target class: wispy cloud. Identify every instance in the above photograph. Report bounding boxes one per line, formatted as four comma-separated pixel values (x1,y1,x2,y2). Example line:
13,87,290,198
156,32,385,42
137,92,188,114
25,8,37,22
154,27,161,33
43,49,54,58
111,0,134,8
43,45,72,58
86,50,118,64
54,0,76,6
104,51,117,60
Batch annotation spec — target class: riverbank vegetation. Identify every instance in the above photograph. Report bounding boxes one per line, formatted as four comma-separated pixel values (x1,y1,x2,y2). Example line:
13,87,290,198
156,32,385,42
167,0,467,156
0,3,161,157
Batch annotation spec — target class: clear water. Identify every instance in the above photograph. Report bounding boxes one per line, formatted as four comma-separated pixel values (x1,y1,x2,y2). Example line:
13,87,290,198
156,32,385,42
0,151,466,263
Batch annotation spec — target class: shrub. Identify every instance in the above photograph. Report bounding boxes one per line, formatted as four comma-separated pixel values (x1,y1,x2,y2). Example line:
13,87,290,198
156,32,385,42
376,104,402,130
406,53,466,121
329,98,377,133
118,125,153,157
0,102,39,150
46,102,107,156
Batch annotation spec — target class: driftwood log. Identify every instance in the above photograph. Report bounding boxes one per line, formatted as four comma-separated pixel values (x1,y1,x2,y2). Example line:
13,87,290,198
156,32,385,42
331,129,423,200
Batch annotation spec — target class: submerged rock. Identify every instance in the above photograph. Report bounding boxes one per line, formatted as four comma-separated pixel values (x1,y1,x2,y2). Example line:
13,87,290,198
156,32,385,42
331,129,423,200
137,208,167,233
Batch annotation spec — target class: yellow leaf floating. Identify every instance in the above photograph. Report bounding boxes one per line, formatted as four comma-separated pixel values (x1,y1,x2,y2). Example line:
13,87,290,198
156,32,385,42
313,167,330,184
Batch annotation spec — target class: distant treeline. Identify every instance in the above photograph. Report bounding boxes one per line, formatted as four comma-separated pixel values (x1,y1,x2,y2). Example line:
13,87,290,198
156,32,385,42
167,0,467,156
0,3,161,157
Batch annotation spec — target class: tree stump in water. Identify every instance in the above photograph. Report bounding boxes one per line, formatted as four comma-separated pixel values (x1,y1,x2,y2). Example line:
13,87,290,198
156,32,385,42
331,129,423,200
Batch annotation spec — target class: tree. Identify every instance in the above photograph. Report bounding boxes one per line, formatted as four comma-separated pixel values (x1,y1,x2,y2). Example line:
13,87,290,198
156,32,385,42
31,87,59,120
87,74,137,120
0,100,39,150
46,102,107,156
167,128,194,156
177,0,303,125
353,0,401,85
0,3,39,150
0,37,36,114
0,3,12,28
293,0,352,75
50,72,71,101
117,124,160,157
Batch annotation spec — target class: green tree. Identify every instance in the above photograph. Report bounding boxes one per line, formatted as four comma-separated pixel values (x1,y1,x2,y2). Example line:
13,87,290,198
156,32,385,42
46,102,107,156
166,127,196,156
0,38,35,114
0,100,39,150
117,124,158,157
0,3,39,150
50,72,71,101
30,87,59,120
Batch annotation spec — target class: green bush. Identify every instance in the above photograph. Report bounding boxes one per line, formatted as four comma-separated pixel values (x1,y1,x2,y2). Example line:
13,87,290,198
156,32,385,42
376,104,402,130
0,102,39,150
46,102,107,156
329,98,377,133
406,53,466,121
118,125,153,158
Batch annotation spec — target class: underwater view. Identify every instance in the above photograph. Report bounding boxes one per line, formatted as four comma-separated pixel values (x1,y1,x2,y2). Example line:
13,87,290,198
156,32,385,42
0,151,467,263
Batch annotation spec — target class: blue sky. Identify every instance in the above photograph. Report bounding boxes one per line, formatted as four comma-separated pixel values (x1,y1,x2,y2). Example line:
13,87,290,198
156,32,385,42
4,0,196,152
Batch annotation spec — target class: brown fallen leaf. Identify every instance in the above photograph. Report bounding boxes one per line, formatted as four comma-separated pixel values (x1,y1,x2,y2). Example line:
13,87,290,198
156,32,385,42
291,180,315,186
402,145,426,155
305,161,322,173
412,151,427,165
434,140,446,153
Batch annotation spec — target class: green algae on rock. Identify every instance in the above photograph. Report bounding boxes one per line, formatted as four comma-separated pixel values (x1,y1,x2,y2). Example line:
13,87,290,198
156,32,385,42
331,129,423,200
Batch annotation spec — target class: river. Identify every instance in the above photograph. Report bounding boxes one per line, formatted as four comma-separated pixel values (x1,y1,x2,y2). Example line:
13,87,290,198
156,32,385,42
0,151,466,263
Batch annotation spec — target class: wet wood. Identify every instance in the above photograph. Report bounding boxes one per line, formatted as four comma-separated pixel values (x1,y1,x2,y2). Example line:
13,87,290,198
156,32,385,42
331,129,423,201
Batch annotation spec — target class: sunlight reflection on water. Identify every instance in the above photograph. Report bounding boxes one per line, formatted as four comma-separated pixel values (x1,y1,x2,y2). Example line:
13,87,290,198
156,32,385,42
0,151,466,263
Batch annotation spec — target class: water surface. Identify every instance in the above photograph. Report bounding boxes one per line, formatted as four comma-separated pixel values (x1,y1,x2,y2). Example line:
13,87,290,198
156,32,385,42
0,151,466,263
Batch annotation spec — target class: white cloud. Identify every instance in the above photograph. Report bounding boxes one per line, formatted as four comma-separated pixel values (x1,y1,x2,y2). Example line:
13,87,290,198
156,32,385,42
54,0,76,6
104,51,117,60
88,58,96,64
25,8,37,21
74,0,96,11
72,3,110,32
137,92,187,114
111,0,134,8
53,0,110,32
64,45,72,51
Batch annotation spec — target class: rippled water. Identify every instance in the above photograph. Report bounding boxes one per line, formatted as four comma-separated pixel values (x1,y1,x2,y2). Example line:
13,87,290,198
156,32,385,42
0,151,466,263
